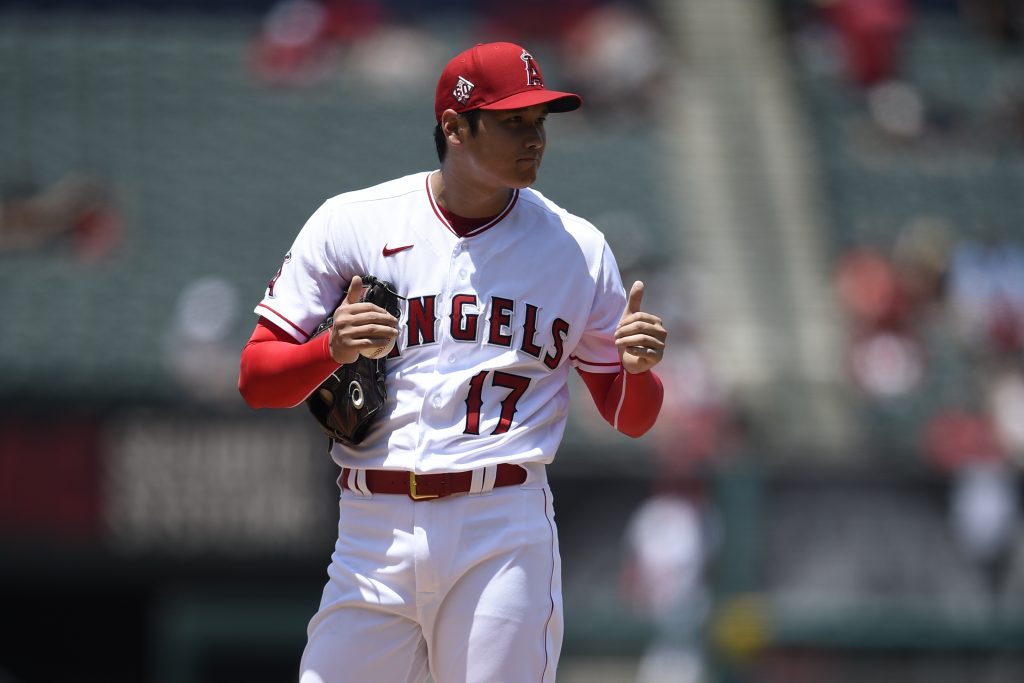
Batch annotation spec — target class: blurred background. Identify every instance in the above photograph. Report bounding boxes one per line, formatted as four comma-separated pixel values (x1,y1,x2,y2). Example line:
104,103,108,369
2,0,1024,681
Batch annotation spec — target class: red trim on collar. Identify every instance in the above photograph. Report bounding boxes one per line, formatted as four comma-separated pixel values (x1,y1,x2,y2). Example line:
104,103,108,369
425,172,519,238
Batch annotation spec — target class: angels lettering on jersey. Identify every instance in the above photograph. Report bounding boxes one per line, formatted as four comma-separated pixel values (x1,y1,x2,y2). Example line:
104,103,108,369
386,291,569,371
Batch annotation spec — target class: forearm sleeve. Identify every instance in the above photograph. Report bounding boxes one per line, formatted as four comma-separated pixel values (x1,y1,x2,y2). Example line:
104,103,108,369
238,318,340,409
578,367,665,438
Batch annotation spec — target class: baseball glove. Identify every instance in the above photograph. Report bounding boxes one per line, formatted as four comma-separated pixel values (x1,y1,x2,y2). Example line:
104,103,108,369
305,275,402,446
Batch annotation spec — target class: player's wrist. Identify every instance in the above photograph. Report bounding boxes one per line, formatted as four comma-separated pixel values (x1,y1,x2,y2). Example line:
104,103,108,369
322,333,352,366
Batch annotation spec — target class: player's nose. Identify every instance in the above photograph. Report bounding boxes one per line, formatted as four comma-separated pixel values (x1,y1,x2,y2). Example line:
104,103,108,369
524,127,545,150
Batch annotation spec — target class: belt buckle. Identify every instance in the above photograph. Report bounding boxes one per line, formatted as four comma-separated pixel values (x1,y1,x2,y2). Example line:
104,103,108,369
408,472,440,500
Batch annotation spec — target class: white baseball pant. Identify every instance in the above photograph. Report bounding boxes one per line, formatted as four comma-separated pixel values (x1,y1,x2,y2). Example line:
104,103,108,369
300,474,563,683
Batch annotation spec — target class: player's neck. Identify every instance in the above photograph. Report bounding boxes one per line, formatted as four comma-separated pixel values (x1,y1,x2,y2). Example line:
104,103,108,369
431,169,513,219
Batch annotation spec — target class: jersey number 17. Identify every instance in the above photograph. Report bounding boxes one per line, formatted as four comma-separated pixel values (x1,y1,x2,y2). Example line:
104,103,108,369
463,371,531,435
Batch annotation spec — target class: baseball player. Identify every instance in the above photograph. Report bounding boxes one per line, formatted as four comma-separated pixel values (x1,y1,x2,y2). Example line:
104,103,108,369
238,41,668,683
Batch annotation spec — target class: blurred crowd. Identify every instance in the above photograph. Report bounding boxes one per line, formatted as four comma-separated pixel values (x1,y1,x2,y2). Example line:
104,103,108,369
781,0,1024,148
834,222,1024,586
247,0,670,120
776,0,1024,603
783,0,1024,471
0,175,120,262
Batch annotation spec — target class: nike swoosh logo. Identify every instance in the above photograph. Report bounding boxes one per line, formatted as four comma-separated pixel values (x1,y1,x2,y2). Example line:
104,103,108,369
383,243,414,257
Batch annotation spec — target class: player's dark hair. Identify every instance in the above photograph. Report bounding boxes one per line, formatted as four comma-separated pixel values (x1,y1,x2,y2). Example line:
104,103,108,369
434,110,482,162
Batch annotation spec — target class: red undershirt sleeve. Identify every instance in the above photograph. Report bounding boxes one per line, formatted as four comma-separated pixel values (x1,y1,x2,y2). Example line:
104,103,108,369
238,318,341,409
577,367,665,438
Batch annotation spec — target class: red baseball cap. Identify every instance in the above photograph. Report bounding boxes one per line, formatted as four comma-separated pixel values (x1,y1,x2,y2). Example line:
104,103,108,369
434,42,582,122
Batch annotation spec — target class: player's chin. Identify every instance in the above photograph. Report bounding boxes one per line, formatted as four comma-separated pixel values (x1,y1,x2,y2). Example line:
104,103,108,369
509,164,540,188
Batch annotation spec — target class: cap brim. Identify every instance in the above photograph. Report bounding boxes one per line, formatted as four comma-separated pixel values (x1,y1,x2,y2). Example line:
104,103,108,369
478,89,582,114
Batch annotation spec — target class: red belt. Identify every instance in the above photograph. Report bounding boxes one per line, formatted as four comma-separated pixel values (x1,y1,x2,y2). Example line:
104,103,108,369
340,464,527,500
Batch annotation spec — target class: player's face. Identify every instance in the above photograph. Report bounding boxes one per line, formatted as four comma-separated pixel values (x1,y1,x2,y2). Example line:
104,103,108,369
463,105,548,190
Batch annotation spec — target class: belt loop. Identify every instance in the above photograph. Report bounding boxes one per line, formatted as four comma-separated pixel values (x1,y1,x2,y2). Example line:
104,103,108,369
347,468,372,497
469,467,486,495
474,465,497,495
358,469,374,497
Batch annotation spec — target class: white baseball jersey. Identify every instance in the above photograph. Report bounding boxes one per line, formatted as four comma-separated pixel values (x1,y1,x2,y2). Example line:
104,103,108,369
256,170,626,473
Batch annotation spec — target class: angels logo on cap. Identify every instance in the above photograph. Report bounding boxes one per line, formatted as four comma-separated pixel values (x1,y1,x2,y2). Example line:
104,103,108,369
434,42,582,122
521,50,542,87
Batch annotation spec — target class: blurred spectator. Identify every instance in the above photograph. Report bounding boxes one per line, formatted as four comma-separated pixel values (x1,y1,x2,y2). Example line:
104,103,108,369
923,404,1019,596
343,25,446,92
848,327,926,397
950,458,1018,594
0,175,120,263
923,407,1003,473
865,78,927,138
835,245,927,397
560,2,670,121
946,234,1024,355
622,478,716,683
250,0,334,86
891,216,953,315
249,0,386,86
835,246,914,329
162,276,245,406
987,364,1024,467
822,0,913,88
474,0,599,44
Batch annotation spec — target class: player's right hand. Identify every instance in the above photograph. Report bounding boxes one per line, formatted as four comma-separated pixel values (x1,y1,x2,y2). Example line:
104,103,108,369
328,275,399,365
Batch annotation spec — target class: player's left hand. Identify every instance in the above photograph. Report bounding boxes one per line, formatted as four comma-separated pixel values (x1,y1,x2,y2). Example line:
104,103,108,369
615,280,667,374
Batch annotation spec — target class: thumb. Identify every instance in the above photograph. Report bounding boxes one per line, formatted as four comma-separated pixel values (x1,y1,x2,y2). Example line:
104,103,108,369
624,280,644,316
345,275,364,305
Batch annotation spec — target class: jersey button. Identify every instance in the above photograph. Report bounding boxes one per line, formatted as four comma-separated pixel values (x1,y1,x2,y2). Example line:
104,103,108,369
448,354,456,363
432,396,442,408
458,269,467,279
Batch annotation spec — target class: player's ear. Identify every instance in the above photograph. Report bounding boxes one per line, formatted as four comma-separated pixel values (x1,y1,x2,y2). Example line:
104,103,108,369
440,109,463,146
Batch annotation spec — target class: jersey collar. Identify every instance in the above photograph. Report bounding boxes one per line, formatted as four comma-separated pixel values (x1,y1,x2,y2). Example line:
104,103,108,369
425,171,519,238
